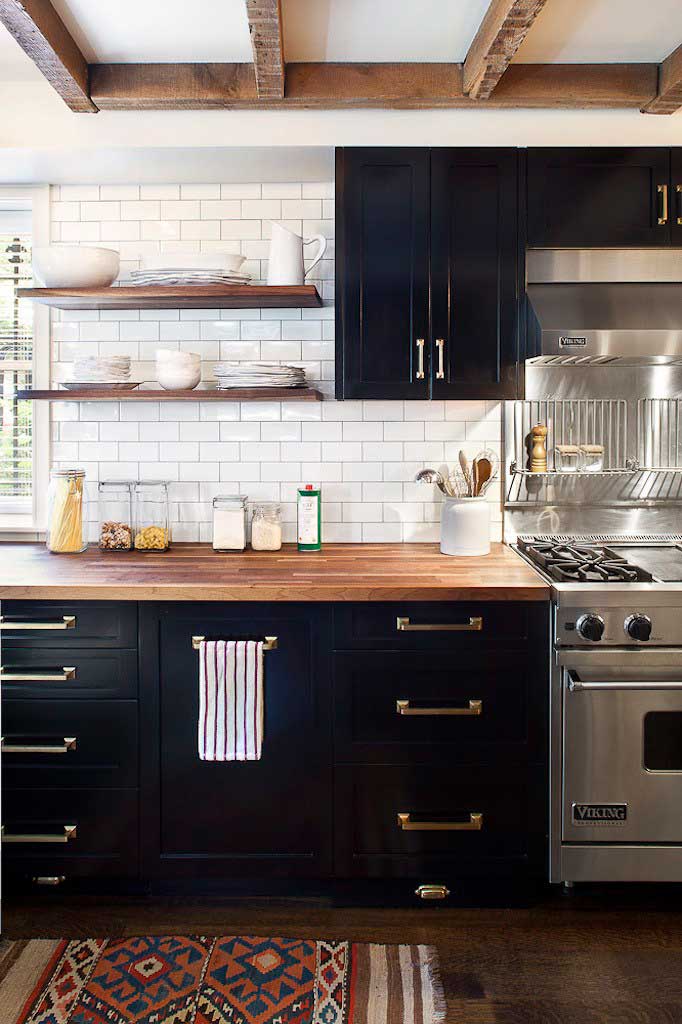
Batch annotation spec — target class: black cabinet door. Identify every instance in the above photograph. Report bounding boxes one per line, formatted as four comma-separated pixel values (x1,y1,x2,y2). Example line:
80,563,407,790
152,604,332,878
430,149,520,399
527,148,671,247
336,148,430,399
671,150,682,245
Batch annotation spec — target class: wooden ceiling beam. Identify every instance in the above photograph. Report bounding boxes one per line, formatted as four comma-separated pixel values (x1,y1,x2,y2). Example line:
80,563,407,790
463,0,549,100
0,0,97,111
89,61,657,111
641,42,682,114
245,0,284,99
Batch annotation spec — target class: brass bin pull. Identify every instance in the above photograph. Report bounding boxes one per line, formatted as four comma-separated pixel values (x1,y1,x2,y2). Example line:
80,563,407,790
192,635,278,651
397,699,482,717
0,667,76,683
676,184,682,225
435,338,445,380
0,615,75,631
2,737,77,755
398,812,483,832
658,183,669,225
2,824,77,844
415,884,450,901
32,876,66,887
415,338,425,380
396,616,483,633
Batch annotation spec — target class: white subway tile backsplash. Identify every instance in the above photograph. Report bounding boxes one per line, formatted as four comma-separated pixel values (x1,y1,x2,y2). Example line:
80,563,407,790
48,178,503,542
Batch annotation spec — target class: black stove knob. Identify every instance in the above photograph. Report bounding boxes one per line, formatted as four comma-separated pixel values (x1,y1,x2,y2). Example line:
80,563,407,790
576,613,605,642
625,614,652,642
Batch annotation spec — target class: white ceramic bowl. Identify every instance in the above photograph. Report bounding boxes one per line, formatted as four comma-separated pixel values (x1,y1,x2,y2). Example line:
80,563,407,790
33,245,120,288
157,363,202,391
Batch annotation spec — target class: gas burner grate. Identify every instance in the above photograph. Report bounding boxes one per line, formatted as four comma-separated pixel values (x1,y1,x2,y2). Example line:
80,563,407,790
518,534,682,544
517,537,654,584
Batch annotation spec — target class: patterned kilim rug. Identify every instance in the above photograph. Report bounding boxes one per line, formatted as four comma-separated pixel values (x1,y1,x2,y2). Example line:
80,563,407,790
0,935,445,1024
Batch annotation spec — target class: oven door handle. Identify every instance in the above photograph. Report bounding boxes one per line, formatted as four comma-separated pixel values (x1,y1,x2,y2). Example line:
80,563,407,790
567,669,682,692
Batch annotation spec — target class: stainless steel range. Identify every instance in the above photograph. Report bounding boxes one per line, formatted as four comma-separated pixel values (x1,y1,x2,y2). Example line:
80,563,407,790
506,248,682,885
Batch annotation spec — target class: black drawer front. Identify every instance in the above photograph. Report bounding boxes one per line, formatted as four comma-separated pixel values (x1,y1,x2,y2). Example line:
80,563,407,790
2,788,138,879
0,601,137,648
334,651,532,763
335,765,545,879
333,602,530,651
0,649,137,698
2,700,138,788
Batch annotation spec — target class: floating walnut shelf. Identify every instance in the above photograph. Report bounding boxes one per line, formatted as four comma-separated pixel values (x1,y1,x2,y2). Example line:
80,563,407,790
16,388,323,402
16,284,323,310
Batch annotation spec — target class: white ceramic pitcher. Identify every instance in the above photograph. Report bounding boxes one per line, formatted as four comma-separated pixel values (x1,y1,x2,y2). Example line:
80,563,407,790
267,222,327,286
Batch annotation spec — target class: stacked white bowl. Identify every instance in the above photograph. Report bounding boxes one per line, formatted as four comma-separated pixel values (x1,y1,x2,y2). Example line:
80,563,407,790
72,356,131,384
156,349,201,391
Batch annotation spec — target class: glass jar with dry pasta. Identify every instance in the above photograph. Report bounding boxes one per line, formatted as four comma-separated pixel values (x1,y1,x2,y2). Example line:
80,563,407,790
46,468,88,554
133,481,170,551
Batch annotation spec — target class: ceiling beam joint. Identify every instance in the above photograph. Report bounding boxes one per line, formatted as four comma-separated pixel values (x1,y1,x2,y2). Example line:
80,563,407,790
463,0,549,100
641,42,682,114
245,0,284,99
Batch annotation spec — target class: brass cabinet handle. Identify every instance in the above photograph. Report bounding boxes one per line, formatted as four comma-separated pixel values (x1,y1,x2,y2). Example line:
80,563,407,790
0,667,76,683
32,876,66,887
2,737,77,755
415,884,450,900
396,616,483,632
0,615,75,631
396,698,482,716
676,184,682,225
435,338,445,380
398,812,483,831
2,824,77,844
192,635,278,651
415,338,425,380
658,183,669,225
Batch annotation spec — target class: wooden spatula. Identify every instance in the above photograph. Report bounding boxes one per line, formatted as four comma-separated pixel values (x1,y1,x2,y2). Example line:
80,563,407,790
458,450,472,496
472,457,492,497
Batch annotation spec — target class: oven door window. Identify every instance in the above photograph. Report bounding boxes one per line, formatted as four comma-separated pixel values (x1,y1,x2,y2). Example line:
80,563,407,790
644,712,682,771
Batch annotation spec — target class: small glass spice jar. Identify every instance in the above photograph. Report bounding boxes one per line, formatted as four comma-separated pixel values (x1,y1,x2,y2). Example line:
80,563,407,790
98,481,133,551
579,444,605,473
251,502,282,551
46,468,88,554
212,495,248,552
555,444,581,473
133,481,170,551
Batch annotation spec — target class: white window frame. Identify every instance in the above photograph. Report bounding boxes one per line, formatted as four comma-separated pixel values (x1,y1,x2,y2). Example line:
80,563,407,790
0,184,50,534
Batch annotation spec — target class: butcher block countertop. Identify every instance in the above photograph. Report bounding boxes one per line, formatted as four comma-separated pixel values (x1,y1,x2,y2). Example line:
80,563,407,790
0,543,548,602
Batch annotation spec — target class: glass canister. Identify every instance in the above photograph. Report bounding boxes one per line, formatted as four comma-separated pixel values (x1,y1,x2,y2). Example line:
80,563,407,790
98,481,133,551
133,481,170,551
555,444,581,473
579,444,605,473
251,502,282,551
212,495,248,552
46,468,87,553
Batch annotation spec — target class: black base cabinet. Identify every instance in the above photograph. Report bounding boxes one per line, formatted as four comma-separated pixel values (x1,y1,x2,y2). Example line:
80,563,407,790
1,598,549,902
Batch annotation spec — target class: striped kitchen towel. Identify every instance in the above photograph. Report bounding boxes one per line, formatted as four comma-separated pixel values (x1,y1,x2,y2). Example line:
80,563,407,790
198,639,264,761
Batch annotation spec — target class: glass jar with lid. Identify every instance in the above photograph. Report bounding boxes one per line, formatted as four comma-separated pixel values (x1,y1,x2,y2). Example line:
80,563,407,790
133,481,170,551
251,502,282,551
212,495,248,552
46,468,87,553
98,481,133,551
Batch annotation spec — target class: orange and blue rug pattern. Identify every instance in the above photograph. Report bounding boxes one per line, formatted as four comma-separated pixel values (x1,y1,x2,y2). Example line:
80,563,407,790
4,935,444,1024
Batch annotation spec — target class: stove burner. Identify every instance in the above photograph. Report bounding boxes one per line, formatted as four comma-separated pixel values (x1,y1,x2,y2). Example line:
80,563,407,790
518,537,654,584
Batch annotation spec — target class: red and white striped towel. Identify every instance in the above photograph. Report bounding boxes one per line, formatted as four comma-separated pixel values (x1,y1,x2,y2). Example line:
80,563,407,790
198,640,264,761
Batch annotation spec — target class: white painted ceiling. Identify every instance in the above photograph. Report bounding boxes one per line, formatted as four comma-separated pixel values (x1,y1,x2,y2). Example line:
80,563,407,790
0,24,45,80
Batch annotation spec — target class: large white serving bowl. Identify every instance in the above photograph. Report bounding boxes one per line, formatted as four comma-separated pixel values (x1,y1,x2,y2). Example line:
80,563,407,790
33,245,120,288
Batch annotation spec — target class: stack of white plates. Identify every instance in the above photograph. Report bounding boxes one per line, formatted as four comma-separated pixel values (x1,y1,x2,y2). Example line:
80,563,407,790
129,269,251,287
66,356,140,391
213,363,307,389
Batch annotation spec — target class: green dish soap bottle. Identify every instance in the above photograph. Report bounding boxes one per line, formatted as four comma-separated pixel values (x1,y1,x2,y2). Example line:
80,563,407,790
297,484,321,552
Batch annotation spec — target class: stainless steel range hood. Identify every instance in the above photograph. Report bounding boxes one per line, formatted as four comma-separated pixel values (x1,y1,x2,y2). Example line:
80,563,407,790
527,250,682,365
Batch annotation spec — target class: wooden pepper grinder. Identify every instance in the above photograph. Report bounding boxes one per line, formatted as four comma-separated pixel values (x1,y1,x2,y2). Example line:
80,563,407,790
529,423,548,473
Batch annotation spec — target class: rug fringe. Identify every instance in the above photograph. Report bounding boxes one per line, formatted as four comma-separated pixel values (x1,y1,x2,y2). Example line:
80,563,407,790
419,945,447,1024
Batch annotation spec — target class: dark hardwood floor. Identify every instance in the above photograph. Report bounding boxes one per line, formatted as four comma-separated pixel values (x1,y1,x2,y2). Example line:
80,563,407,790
4,887,682,1023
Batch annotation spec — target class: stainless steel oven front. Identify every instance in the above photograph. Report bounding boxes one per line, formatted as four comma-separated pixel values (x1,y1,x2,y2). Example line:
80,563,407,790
552,647,682,883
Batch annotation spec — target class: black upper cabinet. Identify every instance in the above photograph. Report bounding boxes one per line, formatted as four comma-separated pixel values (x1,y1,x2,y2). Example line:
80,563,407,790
431,149,520,399
527,148,672,247
336,147,521,401
335,148,430,400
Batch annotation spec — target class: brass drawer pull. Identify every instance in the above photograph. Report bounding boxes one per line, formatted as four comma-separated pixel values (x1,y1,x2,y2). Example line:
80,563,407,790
0,667,76,683
396,616,483,632
0,615,75,631
415,338,425,380
677,184,682,225
396,699,482,716
2,824,77,844
2,737,77,755
415,884,450,900
192,635,278,651
658,183,669,225
435,338,445,380
32,876,66,887
398,812,483,832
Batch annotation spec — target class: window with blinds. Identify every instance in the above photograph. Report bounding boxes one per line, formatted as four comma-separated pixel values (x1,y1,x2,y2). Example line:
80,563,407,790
0,231,33,512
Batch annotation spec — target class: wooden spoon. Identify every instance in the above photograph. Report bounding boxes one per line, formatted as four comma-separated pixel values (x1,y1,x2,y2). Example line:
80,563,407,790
458,451,472,496
472,457,493,497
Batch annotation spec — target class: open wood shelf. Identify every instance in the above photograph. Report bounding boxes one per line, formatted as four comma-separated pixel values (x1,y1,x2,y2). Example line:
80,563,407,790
16,387,323,402
16,284,323,310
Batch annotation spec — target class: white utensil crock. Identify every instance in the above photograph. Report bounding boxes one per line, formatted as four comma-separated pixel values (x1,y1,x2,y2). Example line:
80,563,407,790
267,222,326,286
440,496,490,557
